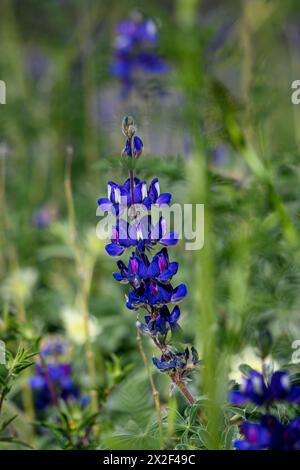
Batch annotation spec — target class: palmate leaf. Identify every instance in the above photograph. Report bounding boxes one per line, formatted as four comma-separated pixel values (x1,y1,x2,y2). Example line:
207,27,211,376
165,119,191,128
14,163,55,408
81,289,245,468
106,371,155,427
104,419,160,450
103,371,163,449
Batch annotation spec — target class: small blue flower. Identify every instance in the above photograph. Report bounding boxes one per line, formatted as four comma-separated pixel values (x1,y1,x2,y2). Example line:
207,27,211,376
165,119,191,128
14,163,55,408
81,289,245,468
32,207,52,229
235,418,273,450
235,415,300,450
152,347,198,375
105,216,179,257
126,280,187,310
113,254,148,288
152,350,188,371
123,135,143,158
29,363,79,411
230,370,300,406
105,219,133,257
98,180,131,215
40,338,66,358
137,305,181,336
98,177,171,216
113,248,178,287
111,16,167,96
143,178,172,209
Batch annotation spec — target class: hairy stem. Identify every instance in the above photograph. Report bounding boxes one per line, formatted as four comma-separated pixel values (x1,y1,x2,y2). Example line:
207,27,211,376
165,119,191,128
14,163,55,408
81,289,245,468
172,378,195,405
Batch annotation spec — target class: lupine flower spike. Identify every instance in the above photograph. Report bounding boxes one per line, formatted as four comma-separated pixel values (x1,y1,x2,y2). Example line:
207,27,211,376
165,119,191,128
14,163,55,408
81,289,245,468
98,116,198,405
111,13,168,97
29,338,88,411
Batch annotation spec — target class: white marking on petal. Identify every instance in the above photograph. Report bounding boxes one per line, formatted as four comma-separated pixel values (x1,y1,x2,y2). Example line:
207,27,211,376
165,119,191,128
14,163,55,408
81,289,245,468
154,181,160,196
146,20,157,38
142,183,147,199
136,223,144,241
280,374,290,391
241,379,247,393
108,183,112,200
252,376,263,395
115,187,121,203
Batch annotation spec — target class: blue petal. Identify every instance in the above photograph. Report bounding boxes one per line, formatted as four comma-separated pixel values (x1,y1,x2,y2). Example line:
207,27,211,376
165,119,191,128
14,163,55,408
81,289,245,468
269,371,290,399
113,272,126,282
30,375,46,390
171,284,188,302
152,357,172,370
133,182,144,203
287,385,300,403
159,263,178,281
105,243,125,257
229,390,248,405
148,178,160,203
148,259,160,278
97,198,113,212
170,305,180,324
133,135,143,157
160,232,179,246
156,193,172,206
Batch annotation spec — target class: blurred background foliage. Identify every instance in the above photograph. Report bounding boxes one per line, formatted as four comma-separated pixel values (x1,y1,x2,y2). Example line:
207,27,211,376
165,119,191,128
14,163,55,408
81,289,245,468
1,0,300,450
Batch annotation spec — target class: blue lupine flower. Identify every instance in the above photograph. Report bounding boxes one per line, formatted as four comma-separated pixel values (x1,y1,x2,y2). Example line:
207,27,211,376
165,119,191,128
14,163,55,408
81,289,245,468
235,417,275,450
143,305,181,336
143,178,172,209
126,280,187,310
113,248,178,287
123,135,143,158
40,338,66,358
230,370,300,406
30,363,79,410
111,15,168,96
105,219,133,257
113,254,148,288
152,347,198,375
148,248,178,282
97,180,133,216
105,216,178,257
98,177,171,215
152,349,189,371
29,339,87,411
235,415,300,450
32,207,52,229
127,216,178,250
